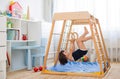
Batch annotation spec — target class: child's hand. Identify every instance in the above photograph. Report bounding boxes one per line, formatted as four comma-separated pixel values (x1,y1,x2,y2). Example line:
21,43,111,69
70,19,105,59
70,38,75,43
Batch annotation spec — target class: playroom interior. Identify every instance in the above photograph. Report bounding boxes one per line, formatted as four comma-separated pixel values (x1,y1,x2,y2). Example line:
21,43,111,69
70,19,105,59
0,0,120,79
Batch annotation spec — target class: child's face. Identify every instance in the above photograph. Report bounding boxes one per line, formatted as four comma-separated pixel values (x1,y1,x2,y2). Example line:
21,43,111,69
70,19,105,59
63,50,68,57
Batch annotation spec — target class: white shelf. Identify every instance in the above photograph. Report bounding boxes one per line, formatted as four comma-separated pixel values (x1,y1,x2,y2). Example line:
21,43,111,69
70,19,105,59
7,40,35,42
7,28,21,30
0,15,40,22
7,16,40,22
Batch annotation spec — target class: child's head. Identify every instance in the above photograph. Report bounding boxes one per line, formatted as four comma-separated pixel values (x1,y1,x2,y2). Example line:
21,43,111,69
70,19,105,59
58,50,68,65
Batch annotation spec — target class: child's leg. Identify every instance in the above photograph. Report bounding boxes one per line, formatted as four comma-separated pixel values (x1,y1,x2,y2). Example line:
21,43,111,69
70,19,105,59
78,26,89,39
76,27,92,50
76,36,92,50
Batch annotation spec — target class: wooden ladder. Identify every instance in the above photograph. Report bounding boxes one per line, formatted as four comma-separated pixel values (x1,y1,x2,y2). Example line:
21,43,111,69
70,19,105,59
60,20,72,50
90,19,108,75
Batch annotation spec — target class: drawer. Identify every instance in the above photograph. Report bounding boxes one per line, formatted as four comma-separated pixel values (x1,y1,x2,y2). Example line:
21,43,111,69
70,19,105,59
0,16,6,31
0,32,6,46
0,47,6,61
0,61,6,79
0,61,6,70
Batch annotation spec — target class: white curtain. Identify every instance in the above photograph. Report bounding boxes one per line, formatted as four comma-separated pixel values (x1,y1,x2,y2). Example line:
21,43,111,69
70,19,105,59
53,0,120,62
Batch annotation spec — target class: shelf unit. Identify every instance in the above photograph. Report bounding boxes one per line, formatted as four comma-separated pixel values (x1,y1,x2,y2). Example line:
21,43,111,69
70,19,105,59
6,16,43,71
0,16,7,79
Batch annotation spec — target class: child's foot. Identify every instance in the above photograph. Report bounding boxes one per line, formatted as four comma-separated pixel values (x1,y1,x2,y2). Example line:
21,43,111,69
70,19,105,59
84,26,89,34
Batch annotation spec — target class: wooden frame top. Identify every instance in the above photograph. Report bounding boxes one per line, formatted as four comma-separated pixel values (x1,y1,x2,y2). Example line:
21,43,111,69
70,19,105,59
53,11,91,20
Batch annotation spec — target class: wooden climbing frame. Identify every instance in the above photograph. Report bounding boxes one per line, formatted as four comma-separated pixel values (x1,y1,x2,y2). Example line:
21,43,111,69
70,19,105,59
41,11,111,78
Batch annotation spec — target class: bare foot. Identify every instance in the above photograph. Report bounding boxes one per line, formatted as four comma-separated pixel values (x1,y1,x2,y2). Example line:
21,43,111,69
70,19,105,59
84,26,89,34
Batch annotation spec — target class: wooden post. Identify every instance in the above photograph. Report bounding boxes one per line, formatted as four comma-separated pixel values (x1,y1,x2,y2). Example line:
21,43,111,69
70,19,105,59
54,20,66,66
43,20,55,71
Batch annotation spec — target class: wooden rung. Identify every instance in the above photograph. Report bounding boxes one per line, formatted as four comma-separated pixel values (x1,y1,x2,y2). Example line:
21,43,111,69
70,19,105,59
97,44,102,47
98,45,102,48
98,48,102,50
97,46,101,49
96,41,101,43
94,34,99,37
99,54,104,57
94,27,98,30
97,41,101,43
94,35,100,38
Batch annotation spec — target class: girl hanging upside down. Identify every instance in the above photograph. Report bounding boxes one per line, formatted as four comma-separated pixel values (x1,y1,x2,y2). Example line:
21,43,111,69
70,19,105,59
59,27,92,65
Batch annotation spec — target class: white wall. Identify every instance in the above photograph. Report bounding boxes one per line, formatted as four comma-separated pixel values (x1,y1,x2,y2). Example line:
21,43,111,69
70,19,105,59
0,0,10,12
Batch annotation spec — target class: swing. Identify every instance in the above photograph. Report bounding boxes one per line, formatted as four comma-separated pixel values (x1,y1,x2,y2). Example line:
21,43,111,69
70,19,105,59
41,11,110,78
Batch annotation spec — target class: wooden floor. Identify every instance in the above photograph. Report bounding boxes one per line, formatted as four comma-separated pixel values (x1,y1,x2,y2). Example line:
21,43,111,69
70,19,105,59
7,63,120,79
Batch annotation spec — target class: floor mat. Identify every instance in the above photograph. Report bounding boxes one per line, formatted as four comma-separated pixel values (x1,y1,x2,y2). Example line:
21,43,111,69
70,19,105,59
47,61,101,72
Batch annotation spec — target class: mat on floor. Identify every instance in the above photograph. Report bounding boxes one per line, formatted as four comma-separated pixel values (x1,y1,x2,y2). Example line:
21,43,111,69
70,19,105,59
47,61,101,72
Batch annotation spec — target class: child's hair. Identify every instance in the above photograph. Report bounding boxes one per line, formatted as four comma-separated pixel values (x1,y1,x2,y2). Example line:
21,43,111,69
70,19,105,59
58,50,68,65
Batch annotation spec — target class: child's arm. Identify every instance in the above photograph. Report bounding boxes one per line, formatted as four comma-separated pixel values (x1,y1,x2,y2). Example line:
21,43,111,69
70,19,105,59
68,39,75,61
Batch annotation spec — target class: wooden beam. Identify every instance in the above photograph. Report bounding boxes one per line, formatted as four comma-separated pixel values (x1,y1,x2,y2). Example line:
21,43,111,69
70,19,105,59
53,11,90,20
43,20,55,70
72,19,89,25
54,20,66,66
41,70,103,78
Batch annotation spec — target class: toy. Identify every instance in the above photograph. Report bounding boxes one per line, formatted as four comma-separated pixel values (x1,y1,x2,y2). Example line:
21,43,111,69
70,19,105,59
10,0,15,5
22,34,27,40
27,6,30,20
7,21,13,28
81,55,88,62
6,10,12,17
39,66,47,71
34,66,47,72
39,66,43,71
9,1,23,18
33,67,39,72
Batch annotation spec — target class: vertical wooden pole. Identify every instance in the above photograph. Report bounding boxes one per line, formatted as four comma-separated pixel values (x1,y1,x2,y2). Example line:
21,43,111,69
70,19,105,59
89,21,104,75
54,20,66,66
43,20,55,71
